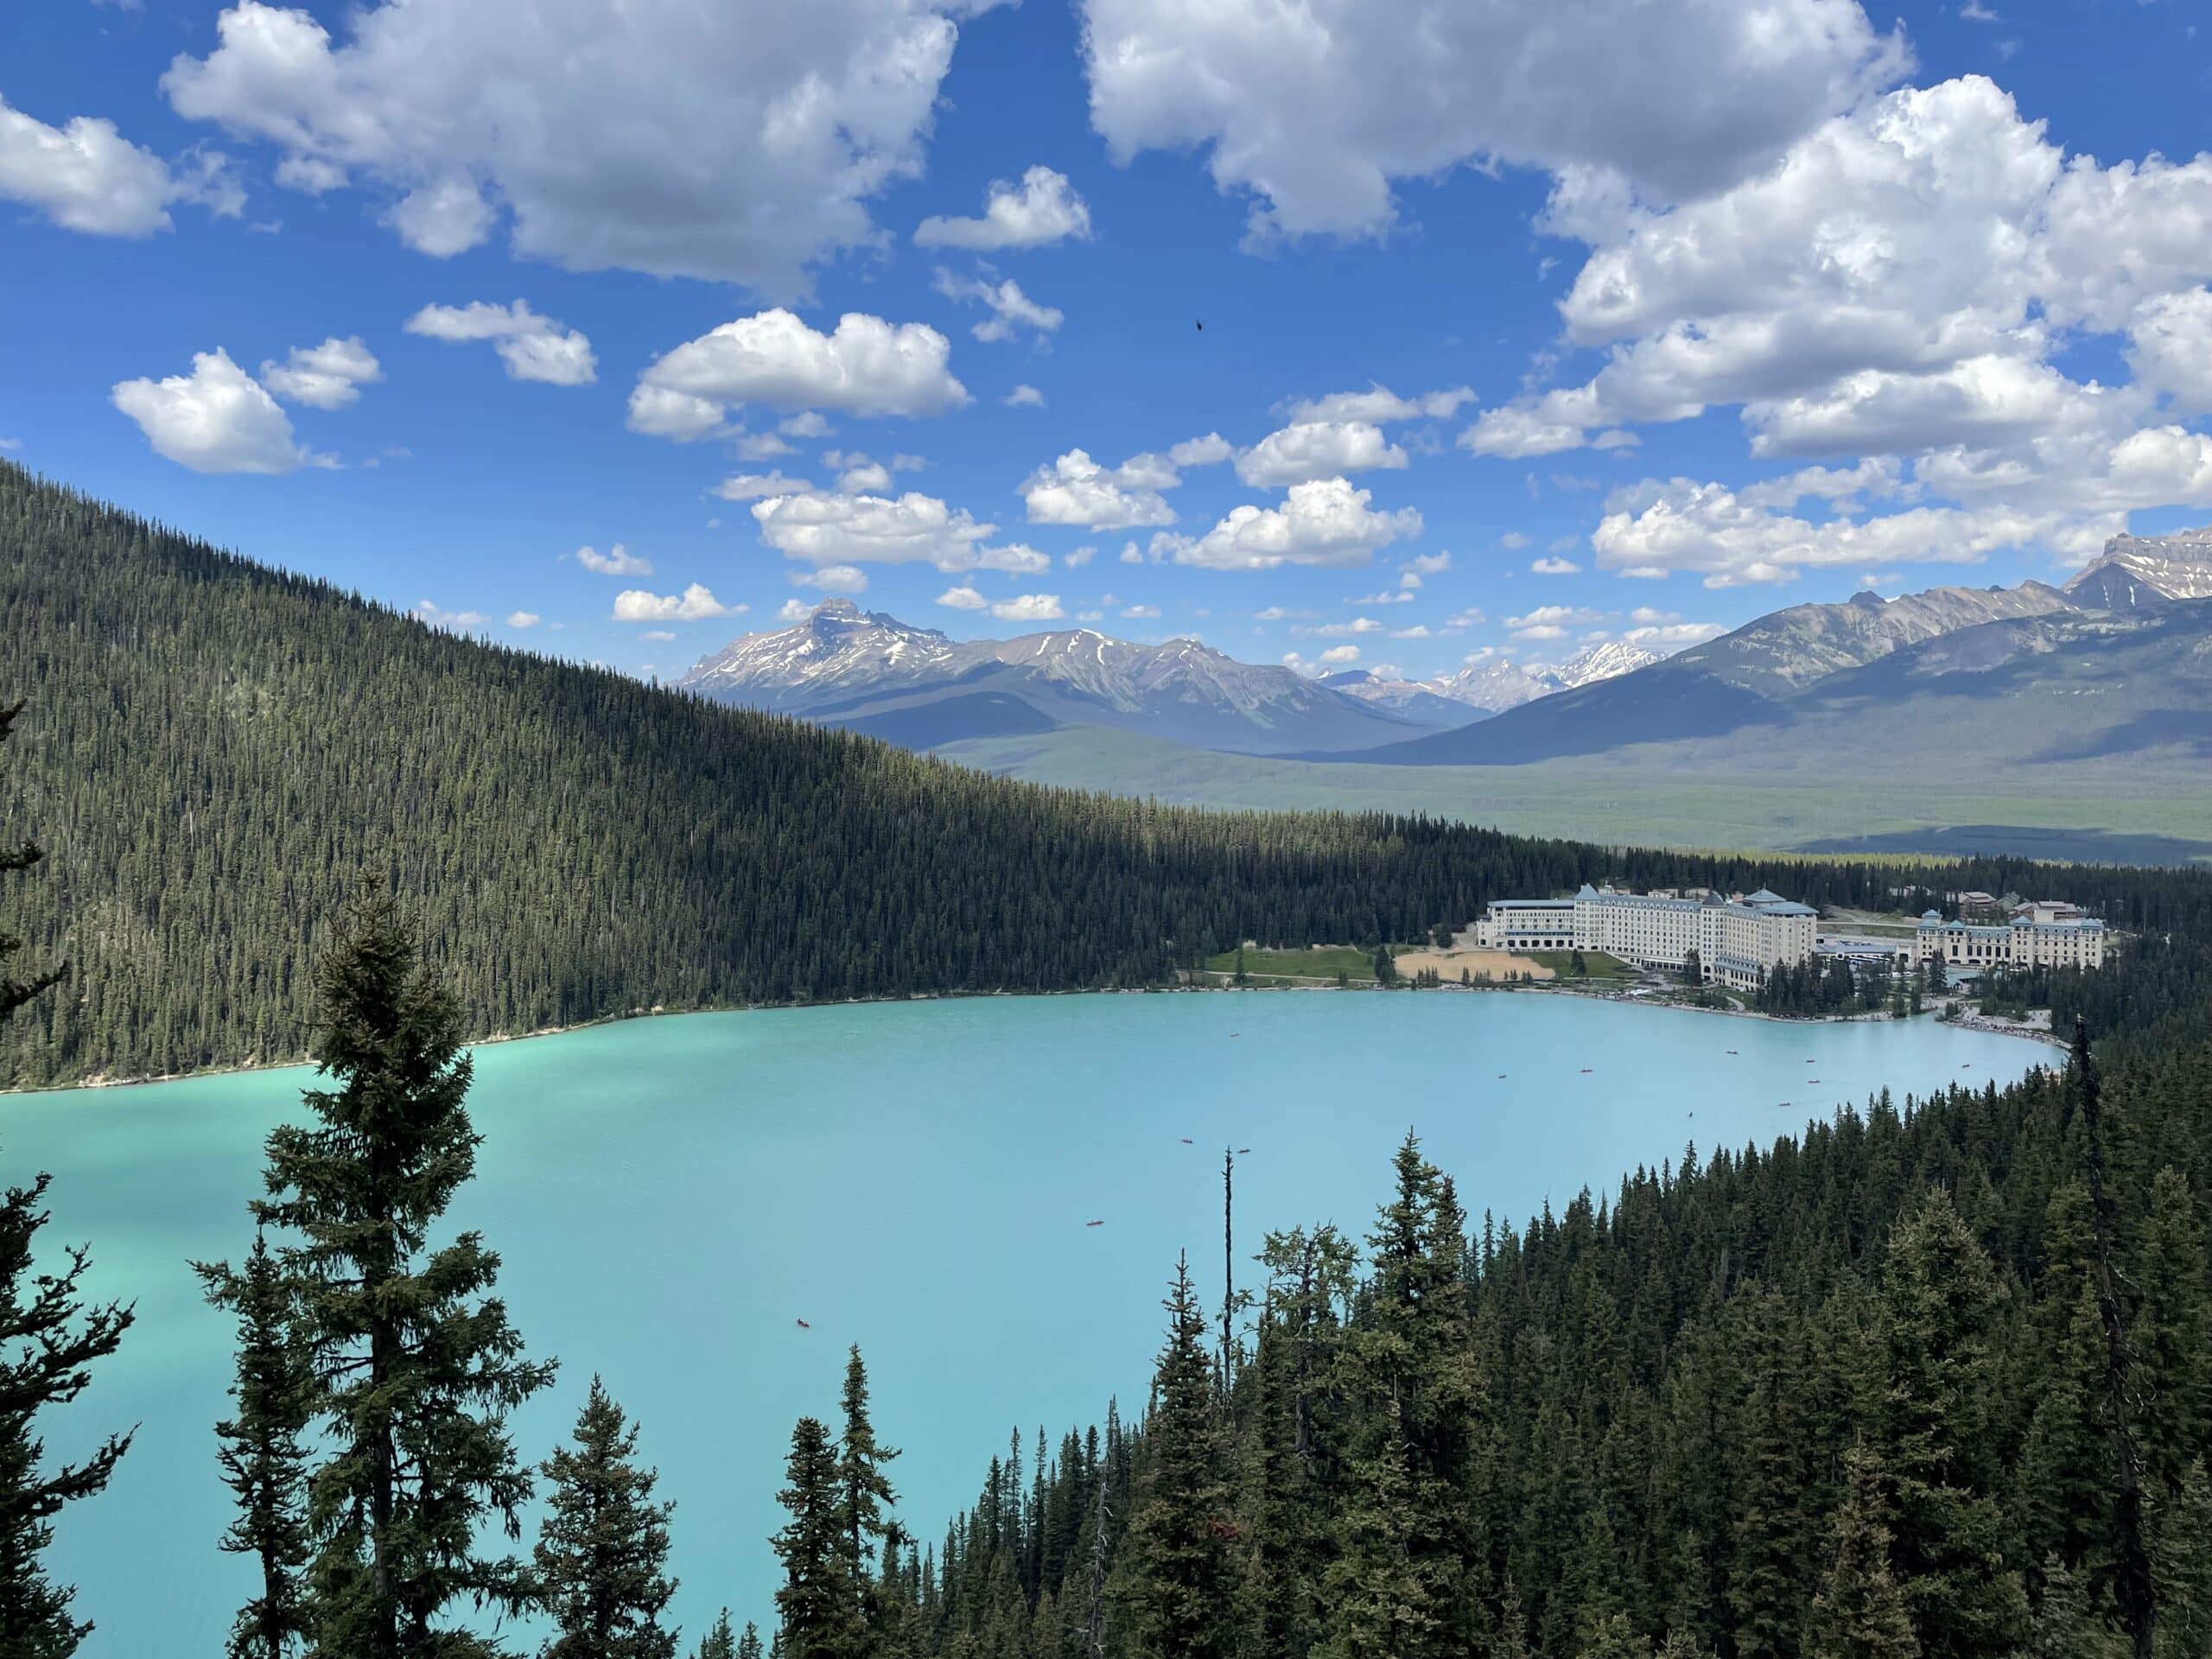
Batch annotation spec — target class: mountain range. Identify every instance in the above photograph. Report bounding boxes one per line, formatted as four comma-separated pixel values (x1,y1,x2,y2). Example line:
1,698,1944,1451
677,604,1664,754
1344,531,2212,767
1321,639,1661,721
680,523,2209,784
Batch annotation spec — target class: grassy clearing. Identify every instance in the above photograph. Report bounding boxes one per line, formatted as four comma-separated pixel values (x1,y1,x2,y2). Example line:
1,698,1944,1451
1205,944,1382,982
1524,950,1638,982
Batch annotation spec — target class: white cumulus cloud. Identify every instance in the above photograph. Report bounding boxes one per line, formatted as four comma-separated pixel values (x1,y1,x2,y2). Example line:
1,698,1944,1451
1235,421,1408,487
993,593,1065,622
713,472,816,501
111,349,319,474
575,544,652,575
1157,478,1422,571
162,0,967,295
914,165,1093,250
404,300,596,386
753,488,1029,572
1020,438,1228,528
933,269,1064,342
259,336,383,409
1,93,240,237
630,309,967,439
1285,385,1476,424
1081,0,1905,245
612,583,738,621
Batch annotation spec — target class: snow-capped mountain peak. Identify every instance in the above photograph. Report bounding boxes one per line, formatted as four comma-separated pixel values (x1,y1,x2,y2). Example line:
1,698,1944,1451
1552,640,1662,688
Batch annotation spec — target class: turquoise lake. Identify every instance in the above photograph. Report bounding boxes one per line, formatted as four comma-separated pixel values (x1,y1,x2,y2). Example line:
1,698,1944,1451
4,991,2047,1655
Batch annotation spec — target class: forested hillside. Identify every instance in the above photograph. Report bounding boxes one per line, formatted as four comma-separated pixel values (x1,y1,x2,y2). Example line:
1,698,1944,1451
5,457,2212,1090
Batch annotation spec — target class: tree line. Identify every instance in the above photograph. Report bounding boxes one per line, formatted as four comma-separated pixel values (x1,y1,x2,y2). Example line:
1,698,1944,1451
10,456,2212,1089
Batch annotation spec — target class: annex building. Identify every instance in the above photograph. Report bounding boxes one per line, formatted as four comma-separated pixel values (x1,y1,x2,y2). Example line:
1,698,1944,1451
1475,885,1818,992
1914,901,2107,970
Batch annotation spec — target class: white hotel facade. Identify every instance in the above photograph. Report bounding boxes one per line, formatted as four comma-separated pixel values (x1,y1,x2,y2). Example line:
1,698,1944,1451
1474,885,1818,992
1913,902,2107,970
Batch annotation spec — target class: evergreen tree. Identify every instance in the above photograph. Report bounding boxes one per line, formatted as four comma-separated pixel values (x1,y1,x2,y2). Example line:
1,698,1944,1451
0,699,131,1659
1314,1395,1438,1659
1578,1612,1652,1658
736,1621,765,1659
1489,1579,1531,1659
773,1418,861,1659
2150,1464,2212,1659
2031,1556,2131,1658
2019,1278,2115,1583
197,1231,314,1659
2133,1172,2209,1497
691,1611,736,1659
1125,1255,1232,1659
2062,1019,2157,1657
254,891,556,1657
1875,1189,2029,1658
1805,1446,1918,1659
836,1347,899,1630
535,1376,679,1659
0,1171,135,1659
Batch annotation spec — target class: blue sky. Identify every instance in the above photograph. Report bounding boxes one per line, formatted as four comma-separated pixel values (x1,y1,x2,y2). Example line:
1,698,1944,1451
5,0,2212,683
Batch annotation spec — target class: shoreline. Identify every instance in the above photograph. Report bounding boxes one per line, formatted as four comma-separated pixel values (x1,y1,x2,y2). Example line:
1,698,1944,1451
7,975,2063,1099
2,984,1157,1097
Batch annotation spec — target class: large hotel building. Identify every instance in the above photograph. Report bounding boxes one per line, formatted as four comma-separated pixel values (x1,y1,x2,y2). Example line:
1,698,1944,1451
1913,901,2107,970
1474,885,1818,992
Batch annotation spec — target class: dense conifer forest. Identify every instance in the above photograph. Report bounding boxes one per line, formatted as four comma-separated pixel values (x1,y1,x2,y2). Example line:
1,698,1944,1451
6,457,2212,1089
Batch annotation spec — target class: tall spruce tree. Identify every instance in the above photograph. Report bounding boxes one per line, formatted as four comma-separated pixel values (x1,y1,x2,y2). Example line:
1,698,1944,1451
1315,1394,1440,1659
773,1417,861,1659
535,1376,679,1659
2133,1172,2210,1498
1876,1189,2029,1658
735,1621,764,1659
197,1231,314,1659
1125,1255,1232,1659
2031,1557,2131,1659
691,1611,736,1659
2150,1463,2212,1659
1338,1135,1478,1656
2062,1020,2157,1657
254,890,556,1657
836,1347,899,1633
1805,1446,1918,1659
0,697,131,1659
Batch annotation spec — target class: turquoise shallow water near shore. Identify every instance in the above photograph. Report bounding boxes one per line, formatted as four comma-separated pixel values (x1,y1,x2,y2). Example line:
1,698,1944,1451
6,992,2042,1655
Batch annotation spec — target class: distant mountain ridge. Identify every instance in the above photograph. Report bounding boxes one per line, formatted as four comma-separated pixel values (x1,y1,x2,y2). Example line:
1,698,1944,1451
1327,640,1663,721
680,602,1673,755
677,600,1440,755
1341,530,2212,768
2064,527,2212,612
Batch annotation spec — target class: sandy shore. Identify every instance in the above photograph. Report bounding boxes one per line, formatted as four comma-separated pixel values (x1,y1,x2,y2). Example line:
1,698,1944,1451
1391,946,1554,981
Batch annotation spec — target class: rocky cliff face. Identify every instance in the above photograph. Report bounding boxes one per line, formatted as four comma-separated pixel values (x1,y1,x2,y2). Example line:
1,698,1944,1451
2067,527,2212,605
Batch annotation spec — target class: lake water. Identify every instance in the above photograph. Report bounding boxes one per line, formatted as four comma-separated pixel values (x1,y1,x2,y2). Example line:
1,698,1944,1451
4,991,2044,1655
